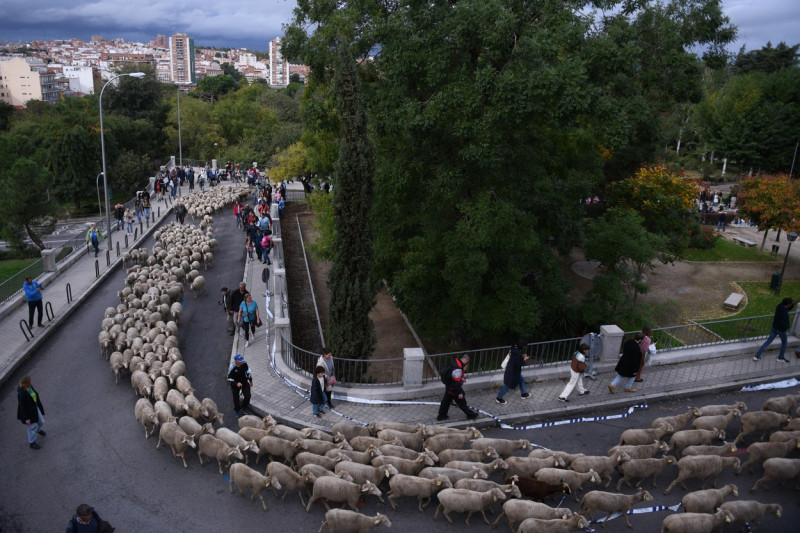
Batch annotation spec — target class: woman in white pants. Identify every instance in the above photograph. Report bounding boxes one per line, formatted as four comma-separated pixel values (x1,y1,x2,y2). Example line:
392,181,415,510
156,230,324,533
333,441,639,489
559,343,590,402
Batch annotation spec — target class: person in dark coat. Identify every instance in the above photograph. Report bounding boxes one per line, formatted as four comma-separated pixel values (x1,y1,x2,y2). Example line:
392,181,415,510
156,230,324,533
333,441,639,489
310,366,328,417
16,375,46,449
437,354,478,421
227,354,252,417
495,342,531,404
753,297,795,362
66,503,106,533
609,332,644,393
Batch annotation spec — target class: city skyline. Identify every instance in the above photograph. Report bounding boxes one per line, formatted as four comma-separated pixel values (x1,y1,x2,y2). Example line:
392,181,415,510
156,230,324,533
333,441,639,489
0,0,798,53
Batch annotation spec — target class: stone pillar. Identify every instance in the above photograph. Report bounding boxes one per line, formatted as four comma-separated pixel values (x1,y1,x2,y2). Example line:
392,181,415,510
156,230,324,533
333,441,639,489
792,304,800,337
169,155,176,169
600,325,624,362
403,348,425,388
41,248,57,272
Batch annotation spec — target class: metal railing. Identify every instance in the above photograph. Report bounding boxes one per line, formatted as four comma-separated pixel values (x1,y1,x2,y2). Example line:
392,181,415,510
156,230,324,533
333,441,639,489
646,313,795,351
0,260,45,304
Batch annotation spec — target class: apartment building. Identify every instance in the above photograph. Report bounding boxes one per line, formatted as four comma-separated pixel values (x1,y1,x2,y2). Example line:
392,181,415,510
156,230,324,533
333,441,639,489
268,37,289,87
169,33,196,84
0,56,63,106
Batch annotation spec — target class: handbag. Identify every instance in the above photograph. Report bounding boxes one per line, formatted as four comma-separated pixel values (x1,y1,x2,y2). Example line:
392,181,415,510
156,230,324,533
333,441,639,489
328,375,337,386
500,352,510,370
255,317,263,327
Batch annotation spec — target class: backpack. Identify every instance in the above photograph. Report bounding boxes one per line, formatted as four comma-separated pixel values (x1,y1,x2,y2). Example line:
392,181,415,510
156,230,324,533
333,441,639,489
440,361,456,385
70,511,114,533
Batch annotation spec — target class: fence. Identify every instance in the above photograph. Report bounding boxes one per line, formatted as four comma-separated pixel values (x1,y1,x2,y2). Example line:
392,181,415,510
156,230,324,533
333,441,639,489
647,314,784,350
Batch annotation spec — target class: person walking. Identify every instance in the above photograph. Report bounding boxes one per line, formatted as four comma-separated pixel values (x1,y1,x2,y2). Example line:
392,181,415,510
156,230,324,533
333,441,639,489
134,198,143,224
753,297,795,362
495,342,531,404
219,287,235,335
437,354,478,421
316,347,336,409
634,325,652,383
717,210,727,232
114,204,124,231
227,354,253,417
123,208,134,234
609,333,645,393
86,224,102,257
237,292,260,348
16,376,45,449
310,366,328,418
23,275,44,328
559,343,590,402
174,201,187,224
66,503,111,533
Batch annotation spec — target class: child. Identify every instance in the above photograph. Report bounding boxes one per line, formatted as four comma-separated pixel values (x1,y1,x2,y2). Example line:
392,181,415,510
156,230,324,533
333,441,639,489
245,237,254,259
558,343,590,402
310,366,328,417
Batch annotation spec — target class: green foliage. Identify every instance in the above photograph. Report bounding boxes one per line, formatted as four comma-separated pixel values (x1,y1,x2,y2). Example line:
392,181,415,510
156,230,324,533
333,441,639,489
0,157,59,250
111,150,151,197
307,191,336,261
221,63,243,82
686,220,720,250
734,42,800,75
683,235,777,261
196,75,239,101
0,101,14,131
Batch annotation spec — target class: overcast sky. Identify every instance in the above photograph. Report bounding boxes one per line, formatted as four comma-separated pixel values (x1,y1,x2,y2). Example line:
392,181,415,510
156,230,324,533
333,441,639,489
0,0,797,53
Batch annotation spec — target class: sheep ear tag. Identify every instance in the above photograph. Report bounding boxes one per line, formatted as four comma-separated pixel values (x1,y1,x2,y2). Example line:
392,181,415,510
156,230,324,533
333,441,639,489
777,510,781,518
374,520,380,525
492,496,497,502
385,471,390,478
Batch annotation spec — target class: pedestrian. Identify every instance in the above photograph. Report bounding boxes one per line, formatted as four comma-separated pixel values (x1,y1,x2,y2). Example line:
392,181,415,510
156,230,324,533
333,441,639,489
717,210,727,232
219,287,235,335
123,208,134,234
437,353,479,421
237,292,260,348
261,231,271,265
142,195,151,221
245,237,254,259
66,503,112,533
134,197,142,224
114,204,124,230
634,325,652,383
174,201,187,224
16,375,45,449
559,343,590,402
23,275,44,328
86,224,102,257
278,198,285,218
753,297,795,362
227,354,253,417
495,342,531,404
230,282,249,321
310,366,328,417
316,347,336,409
609,333,645,393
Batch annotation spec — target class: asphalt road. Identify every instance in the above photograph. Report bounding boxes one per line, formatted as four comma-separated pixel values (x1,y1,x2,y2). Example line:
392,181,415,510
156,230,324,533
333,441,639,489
1,212,798,532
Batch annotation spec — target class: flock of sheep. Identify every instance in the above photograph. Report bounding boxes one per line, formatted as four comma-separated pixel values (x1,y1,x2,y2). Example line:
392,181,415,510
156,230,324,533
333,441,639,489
94,185,799,533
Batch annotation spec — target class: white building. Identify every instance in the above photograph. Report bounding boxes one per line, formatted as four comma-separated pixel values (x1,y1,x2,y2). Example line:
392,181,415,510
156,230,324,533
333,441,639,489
268,38,289,87
61,65,94,94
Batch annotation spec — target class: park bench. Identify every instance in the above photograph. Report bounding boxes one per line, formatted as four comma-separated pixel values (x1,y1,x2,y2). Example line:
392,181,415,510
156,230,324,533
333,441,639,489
732,236,756,247
723,292,744,311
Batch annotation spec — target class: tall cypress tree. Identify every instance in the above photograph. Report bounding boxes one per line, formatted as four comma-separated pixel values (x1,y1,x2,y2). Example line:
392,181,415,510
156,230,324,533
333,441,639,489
327,42,376,360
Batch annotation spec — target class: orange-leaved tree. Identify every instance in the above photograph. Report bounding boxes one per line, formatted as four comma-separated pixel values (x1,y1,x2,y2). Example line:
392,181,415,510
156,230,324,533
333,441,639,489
737,173,800,252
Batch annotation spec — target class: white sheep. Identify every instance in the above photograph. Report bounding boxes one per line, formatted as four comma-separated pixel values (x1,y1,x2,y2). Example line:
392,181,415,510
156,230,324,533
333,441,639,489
491,499,572,531
690,409,740,432
333,421,372,441
175,375,195,396
761,394,800,414
534,468,600,502
239,414,277,430
681,442,737,457
305,477,383,513
379,444,438,463
418,467,489,484
156,421,196,468
680,484,738,513
317,510,391,533
197,434,244,475
517,514,589,533
299,464,355,484
266,460,312,506
768,430,800,442
201,397,223,425
527,449,585,466
215,427,258,465
505,456,566,479
370,421,424,434
370,454,432,476
692,401,747,416
423,429,482,455
387,473,452,511
579,488,652,528
190,275,206,297
228,462,282,512
330,445,383,465
618,424,674,446
739,438,799,472
660,509,733,533
130,370,153,398
668,428,726,454
443,458,508,476
301,427,340,443
268,423,307,442
663,455,741,494
607,440,670,460
166,388,187,416
616,456,677,491
134,398,159,438
438,446,498,465
334,461,398,490
570,452,630,488
239,426,273,443
153,400,175,426
294,438,347,456
470,437,530,457
295,451,345,471
733,411,791,445
651,409,699,431
109,351,125,384
453,478,522,499
718,500,782,528
178,416,215,441
433,487,506,526
750,457,800,491
376,428,425,450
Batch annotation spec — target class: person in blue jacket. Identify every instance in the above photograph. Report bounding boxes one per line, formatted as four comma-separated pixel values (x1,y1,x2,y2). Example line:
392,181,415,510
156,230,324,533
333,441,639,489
23,275,44,328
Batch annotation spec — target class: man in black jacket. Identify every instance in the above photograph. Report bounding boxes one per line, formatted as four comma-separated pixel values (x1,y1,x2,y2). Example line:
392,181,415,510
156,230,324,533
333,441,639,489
437,354,478,421
16,375,45,449
754,297,795,362
227,354,253,417
230,282,249,329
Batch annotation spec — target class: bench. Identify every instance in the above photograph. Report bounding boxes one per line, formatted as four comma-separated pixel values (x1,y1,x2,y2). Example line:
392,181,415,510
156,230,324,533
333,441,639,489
723,292,744,310
732,236,756,247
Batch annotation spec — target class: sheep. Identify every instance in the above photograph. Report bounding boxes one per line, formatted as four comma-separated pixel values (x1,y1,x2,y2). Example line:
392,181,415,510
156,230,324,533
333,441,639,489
470,438,530,457
660,509,733,533
295,451,345,471
305,477,383,513
663,455,741,494
443,458,508,476
215,427,259,464
750,457,800,491
739,438,799,472
156,421,197,468
190,275,206,297
152,376,169,402
680,484,738,513
371,421,424,434
423,429,482,455
109,351,124,384
177,416,214,440
573,453,631,490
379,444,438,463
527,449,585,466
317,510,391,533
184,394,207,420
239,426,272,443
268,424,309,443
534,468,600,502
608,440,671,460
377,428,425,450
130,370,153,398
692,401,747,416
681,442,737,457
517,514,589,533
201,397,223,425
197,434,244,475
767,429,800,442
418,467,489,484
330,446,383,465
718,500,782,528
266,461,312,506
618,424,674,446
175,375,195,396
509,475,571,501
134,398,159,438
691,409,740,432
333,421,371,441
228,462,282,512
334,461,398,490
433,487,506,526
579,488,653,528
616,456,677,491
491,499,572,531
761,394,800,414
153,400,176,426
438,446,498,465
371,454,432,476
504,456,566,479
166,388,187,416
299,464,355,484
294,438,346,456
387,473,452,511
652,409,699,430
668,429,726,455
301,427,341,443
453,478,522,499
239,414,276,430
734,411,791,444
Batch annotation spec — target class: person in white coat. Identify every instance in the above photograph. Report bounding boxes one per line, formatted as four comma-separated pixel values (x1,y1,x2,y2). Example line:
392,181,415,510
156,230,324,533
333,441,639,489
558,343,590,402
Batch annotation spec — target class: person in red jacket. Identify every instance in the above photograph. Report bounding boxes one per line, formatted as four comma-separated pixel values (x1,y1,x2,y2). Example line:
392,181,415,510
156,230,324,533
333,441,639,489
437,354,478,421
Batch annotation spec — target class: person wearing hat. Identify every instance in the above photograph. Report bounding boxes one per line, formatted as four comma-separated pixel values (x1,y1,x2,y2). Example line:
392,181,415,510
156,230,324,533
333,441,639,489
16,375,45,449
22,275,44,328
67,503,109,533
227,354,253,417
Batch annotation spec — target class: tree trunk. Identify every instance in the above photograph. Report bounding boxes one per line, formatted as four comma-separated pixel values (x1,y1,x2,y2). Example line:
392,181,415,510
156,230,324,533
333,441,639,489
24,224,47,250
759,229,769,253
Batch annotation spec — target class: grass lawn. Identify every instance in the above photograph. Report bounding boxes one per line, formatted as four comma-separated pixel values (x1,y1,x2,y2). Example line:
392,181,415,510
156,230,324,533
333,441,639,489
684,236,777,262
0,258,39,285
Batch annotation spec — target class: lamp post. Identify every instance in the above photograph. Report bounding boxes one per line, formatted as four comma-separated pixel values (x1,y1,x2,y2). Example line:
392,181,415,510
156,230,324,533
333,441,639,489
214,142,220,162
177,86,183,167
95,172,104,219
775,230,798,297
100,71,145,251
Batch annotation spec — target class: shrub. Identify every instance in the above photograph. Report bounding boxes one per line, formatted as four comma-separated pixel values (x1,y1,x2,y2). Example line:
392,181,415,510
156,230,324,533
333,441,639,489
687,221,719,249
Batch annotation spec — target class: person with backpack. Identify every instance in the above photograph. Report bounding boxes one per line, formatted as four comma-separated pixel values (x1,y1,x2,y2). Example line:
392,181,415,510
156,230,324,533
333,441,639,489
437,354,478,421
66,503,113,533
495,342,531,404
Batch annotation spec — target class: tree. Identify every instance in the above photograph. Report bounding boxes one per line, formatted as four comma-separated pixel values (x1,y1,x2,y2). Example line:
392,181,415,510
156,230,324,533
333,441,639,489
0,156,58,250
111,150,151,198
0,101,14,131
737,173,800,252
221,62,243,82
734,42,800,75
195,75,238,102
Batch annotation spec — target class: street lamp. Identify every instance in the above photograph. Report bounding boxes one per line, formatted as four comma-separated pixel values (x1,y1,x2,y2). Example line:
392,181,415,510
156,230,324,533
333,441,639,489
775,230,798,297
99,71,145,251
214,142,220,162
95,172,104,219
